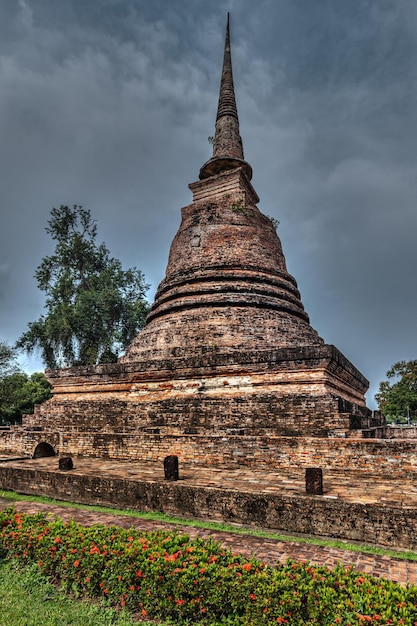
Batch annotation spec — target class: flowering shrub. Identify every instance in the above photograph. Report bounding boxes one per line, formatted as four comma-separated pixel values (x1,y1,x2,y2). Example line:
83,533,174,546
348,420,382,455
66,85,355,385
1,507,417,625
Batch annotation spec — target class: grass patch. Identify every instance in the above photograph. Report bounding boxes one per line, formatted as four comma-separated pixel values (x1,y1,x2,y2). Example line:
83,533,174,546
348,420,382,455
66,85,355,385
1,488,416,562
0,558,163,625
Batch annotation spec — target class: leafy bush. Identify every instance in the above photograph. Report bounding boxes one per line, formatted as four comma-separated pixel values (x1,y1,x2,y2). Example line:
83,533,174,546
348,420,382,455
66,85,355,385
1,507,417,625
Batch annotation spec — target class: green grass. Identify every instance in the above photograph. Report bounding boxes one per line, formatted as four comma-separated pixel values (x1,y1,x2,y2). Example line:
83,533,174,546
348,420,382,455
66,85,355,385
0,558,166,626
1,488,416,563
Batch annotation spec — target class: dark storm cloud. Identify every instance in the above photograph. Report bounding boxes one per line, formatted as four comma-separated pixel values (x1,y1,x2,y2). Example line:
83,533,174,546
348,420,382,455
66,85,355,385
0,0,416,407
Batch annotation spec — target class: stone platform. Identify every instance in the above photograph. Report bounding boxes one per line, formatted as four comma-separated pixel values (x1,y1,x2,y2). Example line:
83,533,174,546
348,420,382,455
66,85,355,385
0,455,416,551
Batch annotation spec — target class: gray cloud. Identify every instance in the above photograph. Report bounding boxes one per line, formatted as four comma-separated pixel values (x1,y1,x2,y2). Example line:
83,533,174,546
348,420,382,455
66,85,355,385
1,0,416,407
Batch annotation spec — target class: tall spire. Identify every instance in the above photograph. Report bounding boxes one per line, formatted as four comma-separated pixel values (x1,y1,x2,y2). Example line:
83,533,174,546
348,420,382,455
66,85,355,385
216,12,238,121
199,13,253,181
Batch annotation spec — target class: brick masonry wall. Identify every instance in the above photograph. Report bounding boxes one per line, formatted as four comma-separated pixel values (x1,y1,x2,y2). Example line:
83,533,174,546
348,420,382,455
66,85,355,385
0,464,415,549
386,426,417,439
2,428,417,474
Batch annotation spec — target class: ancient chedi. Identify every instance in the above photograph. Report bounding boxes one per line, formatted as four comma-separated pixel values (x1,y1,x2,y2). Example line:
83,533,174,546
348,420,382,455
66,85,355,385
0,16,385,465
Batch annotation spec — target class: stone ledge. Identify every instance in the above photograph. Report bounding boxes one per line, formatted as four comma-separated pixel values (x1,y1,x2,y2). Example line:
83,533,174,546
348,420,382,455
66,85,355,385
46,344,369,389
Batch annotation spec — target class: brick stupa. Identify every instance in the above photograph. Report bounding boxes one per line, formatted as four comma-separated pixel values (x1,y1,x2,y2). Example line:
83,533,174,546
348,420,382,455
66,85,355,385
0,15,386,465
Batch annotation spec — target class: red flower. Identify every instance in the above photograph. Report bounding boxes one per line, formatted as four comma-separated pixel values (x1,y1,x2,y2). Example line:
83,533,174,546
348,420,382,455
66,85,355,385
208,555,218,563
176,599,185,606
242,563,253,572
73,560,80,567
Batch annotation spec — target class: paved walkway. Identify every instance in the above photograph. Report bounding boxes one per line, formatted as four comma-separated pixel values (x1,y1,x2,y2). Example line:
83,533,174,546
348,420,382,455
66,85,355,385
3,499,417,588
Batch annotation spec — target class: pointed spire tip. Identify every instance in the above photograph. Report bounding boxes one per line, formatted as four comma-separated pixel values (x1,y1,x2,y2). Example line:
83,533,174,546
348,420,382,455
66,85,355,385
199,13,253,181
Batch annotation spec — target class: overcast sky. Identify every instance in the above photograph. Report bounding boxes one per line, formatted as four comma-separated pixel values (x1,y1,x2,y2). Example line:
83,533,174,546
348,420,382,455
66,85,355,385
1,0,416,408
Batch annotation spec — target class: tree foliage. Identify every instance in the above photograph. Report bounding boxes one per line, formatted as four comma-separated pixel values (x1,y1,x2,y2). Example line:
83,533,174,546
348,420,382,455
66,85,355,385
0,341,19,378
16,205,149,368
375,360,417,422
0,341,52,424
0,371,52,425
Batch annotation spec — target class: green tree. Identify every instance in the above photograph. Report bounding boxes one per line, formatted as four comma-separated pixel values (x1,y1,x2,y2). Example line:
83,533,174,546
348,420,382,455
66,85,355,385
0,341,19,378
0,371,52,425
375,360,417,423
16,205,149,368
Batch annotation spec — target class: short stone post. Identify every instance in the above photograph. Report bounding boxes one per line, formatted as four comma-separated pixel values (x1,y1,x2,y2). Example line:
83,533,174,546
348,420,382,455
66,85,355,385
164,455,179,481
305,467,323,495
59,456,74,470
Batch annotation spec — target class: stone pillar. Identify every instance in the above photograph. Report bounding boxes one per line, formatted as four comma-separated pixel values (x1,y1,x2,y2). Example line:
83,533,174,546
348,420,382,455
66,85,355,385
59,457,74,470
164,455,179,481
305,467,323,495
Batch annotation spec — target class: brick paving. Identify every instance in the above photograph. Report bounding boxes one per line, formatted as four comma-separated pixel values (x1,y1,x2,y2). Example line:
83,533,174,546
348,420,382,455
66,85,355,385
2,499,417,588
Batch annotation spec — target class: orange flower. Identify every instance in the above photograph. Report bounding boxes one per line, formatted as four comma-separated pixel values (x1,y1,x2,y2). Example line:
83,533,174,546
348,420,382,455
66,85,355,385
242,563,253,572
208,555,218,563
73,560,80,567
176,599,185,606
